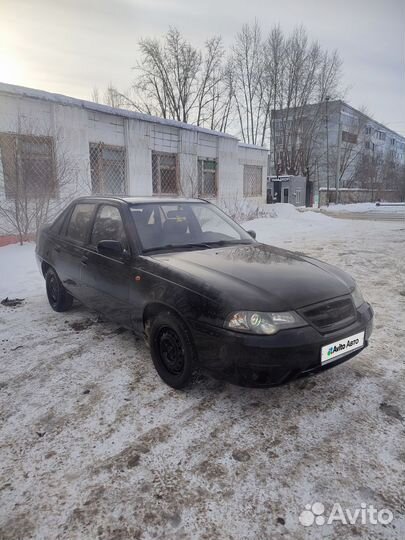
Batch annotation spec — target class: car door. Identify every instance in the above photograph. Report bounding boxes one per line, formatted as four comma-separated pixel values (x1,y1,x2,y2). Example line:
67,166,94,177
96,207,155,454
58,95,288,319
80,203,133,326
53,202,96,301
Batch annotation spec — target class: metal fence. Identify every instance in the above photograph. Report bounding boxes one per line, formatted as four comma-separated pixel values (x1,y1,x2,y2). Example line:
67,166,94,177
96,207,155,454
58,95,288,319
0,133,56,200
0,130,264,240
0,132,78,239
197,158,217,198
243,164,263,197
152,152,178,195
89,142,126,195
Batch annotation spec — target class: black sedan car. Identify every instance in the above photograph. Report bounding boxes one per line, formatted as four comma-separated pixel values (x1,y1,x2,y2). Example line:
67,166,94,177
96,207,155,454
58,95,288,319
36,196,373,389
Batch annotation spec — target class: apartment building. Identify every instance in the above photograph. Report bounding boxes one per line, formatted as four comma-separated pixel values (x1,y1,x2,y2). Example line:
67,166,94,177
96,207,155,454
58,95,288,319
270,100,405,202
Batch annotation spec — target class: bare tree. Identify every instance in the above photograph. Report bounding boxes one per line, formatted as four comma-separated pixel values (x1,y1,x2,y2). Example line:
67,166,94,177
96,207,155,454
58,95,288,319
232,21,267,144
95,28,234,131
91,86,100,103
396,163,405,200
380,155,405,199
272,27,342,177
89,23,343,158
195,37,233,131
103,83,127,109
330,111,368,188
135,28,202,123
353,152,384,199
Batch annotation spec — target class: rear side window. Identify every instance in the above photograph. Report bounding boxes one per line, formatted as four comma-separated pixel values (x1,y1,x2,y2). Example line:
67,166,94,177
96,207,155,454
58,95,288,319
50,207,70,234
90,205,127,247
66,203,95,243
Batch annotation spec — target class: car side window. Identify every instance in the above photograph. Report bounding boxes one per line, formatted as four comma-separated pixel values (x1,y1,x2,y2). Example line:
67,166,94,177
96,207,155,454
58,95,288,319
91,205,128,248
65,203,95,243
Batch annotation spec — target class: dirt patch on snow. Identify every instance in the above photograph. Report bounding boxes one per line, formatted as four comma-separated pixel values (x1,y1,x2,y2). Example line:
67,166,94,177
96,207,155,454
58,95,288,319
0,221,404,538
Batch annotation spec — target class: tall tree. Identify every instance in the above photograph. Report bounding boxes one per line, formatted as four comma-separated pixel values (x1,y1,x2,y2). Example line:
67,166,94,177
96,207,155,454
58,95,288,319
271,26,342,176
232,22,266,144
91,23,343,154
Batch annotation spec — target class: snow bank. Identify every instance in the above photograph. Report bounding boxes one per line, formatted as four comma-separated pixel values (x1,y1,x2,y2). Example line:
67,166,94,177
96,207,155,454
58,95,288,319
243,203,348,246
262,202,301,219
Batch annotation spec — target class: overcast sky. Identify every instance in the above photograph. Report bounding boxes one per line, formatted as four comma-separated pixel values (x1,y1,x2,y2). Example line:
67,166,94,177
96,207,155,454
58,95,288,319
1,0,404,135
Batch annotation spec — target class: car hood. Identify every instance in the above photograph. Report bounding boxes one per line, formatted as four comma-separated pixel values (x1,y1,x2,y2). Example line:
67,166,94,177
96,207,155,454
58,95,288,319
149,243,355,312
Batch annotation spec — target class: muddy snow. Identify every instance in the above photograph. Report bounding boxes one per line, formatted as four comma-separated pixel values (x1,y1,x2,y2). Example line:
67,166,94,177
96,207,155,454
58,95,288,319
0,207,404,539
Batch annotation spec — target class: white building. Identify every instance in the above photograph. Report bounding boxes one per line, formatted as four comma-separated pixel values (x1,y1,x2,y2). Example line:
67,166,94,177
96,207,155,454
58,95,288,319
0,82,268,232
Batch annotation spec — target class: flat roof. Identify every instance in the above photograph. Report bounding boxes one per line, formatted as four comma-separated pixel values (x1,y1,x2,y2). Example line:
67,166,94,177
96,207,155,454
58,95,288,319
271,99,405,142
271,99,405,141
238,142,269,151
0,81,241,140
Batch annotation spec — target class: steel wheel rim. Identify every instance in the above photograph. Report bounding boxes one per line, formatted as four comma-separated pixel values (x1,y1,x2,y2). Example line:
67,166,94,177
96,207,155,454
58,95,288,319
47,274,58,304
157,327,185,375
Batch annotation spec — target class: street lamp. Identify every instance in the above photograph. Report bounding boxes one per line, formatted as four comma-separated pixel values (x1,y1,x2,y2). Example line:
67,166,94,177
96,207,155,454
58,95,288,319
325,96,330,206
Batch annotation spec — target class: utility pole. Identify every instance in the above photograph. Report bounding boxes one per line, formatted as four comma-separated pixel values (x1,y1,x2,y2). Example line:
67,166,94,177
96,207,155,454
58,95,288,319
335,103,342,204
325,96,330,206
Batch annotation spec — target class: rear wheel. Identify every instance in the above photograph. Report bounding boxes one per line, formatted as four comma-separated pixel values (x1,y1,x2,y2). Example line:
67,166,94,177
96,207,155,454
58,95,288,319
45,268,73,312
148,311,196,389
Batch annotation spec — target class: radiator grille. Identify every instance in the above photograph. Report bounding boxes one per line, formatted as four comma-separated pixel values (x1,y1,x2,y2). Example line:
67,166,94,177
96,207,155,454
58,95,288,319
300,296,356,333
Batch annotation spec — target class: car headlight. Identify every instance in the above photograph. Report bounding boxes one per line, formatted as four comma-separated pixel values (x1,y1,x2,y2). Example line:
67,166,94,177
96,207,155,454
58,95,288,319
224,311,307,335
351,285,365,308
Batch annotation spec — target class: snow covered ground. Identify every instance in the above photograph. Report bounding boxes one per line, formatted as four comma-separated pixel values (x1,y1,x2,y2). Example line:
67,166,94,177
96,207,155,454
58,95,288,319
320,202,405,214
319,202,405,223
1,207,404,539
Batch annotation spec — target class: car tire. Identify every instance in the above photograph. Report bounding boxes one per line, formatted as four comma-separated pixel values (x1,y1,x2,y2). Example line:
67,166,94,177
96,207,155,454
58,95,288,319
45,267,74,312
148,311,196,389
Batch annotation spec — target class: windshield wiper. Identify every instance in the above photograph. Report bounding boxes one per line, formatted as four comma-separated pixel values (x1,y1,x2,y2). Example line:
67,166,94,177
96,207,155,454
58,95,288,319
142,240,253,254
142,242,213,254
202,240,253,247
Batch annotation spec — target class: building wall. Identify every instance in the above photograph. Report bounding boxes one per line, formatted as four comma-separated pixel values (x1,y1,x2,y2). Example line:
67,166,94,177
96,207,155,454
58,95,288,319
0,88,268,232
268,176,306,206
270,100,405,199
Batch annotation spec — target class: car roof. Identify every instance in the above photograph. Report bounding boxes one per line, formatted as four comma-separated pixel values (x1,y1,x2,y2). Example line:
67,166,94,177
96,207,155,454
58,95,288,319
72,196,208,205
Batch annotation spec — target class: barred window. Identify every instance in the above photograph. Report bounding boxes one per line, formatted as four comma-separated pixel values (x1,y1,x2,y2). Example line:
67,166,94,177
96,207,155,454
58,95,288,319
152,152,178,195
243,165,263,197
90,143,126,195
0,133,55,199
198,158,217,197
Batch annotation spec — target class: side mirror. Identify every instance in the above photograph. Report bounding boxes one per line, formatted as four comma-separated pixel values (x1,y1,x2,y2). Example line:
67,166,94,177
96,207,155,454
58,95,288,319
247,230,256,239
97,240,128,259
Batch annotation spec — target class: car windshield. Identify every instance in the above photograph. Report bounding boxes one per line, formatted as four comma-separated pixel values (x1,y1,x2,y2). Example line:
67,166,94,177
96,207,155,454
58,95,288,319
130,202,255,252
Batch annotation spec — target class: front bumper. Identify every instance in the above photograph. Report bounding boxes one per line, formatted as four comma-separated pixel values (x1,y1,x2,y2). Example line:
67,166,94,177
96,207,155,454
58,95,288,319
190,302,374,387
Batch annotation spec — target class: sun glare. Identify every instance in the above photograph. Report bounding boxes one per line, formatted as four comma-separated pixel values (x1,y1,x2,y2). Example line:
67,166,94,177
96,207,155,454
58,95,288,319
0,54,22,84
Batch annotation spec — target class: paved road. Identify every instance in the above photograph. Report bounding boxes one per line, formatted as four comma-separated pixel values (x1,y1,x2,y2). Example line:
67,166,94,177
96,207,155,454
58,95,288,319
321,208,405,221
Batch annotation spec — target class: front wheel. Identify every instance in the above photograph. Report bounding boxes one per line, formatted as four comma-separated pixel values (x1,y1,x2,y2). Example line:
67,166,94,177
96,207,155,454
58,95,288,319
148,312,196,389
45,268,74,312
